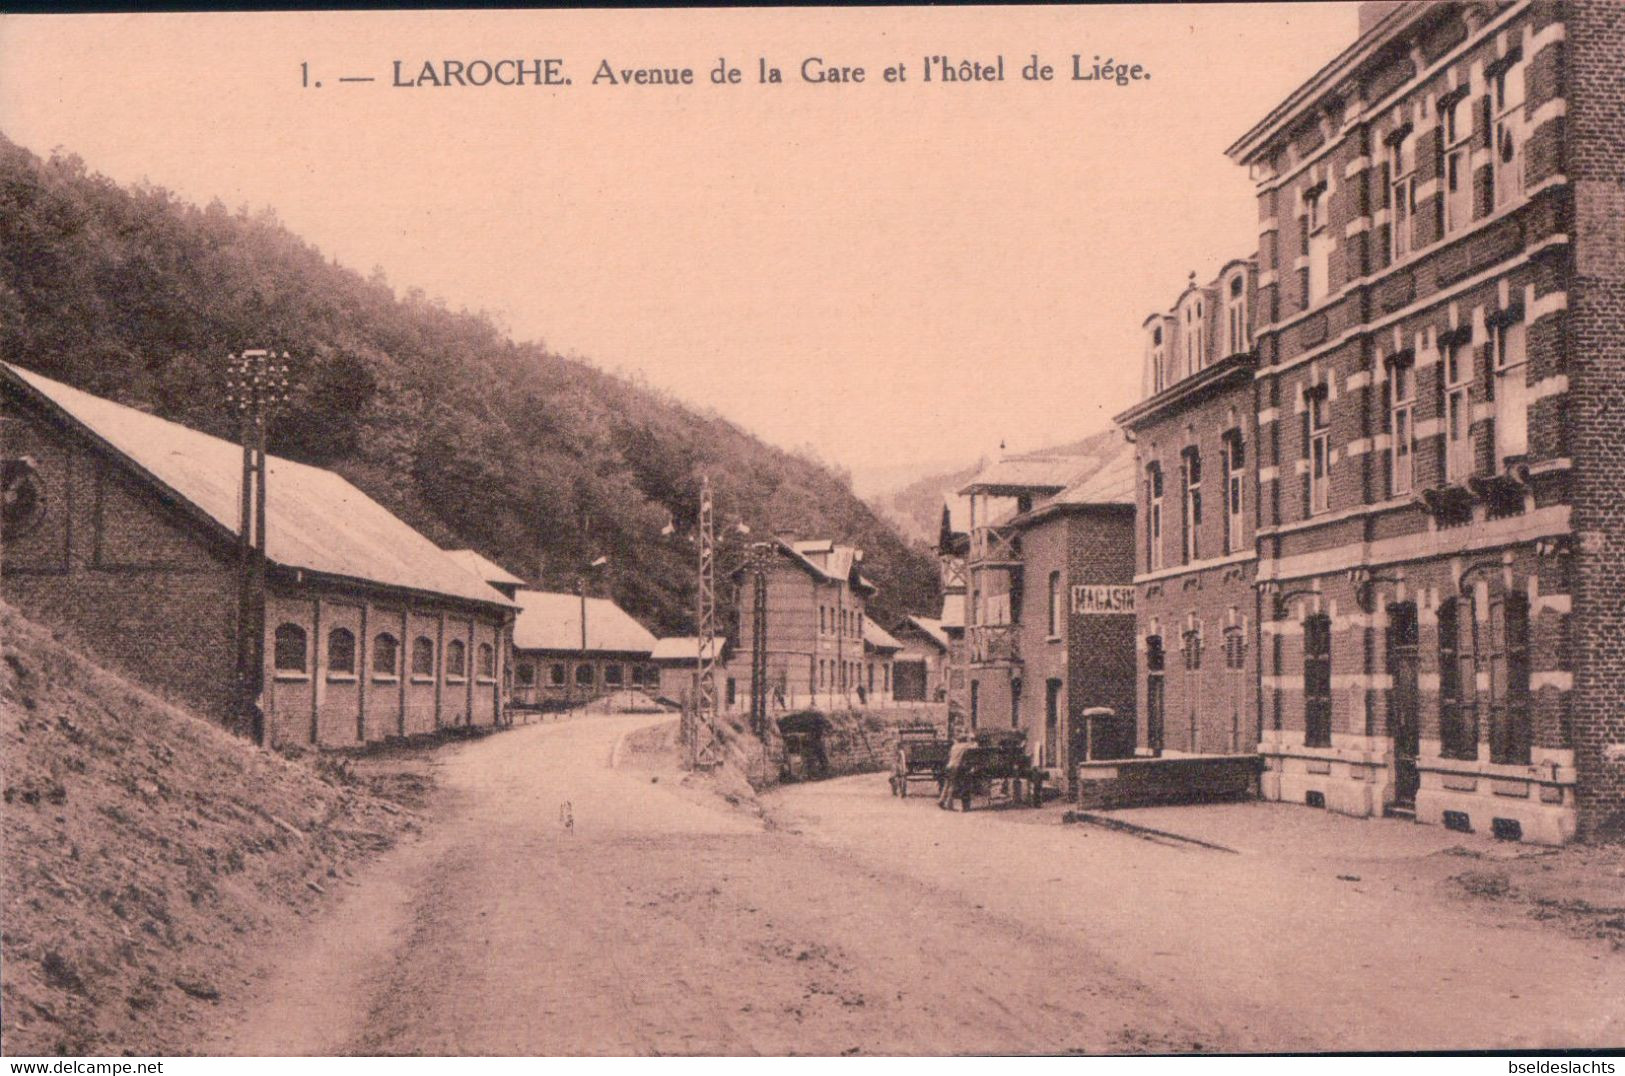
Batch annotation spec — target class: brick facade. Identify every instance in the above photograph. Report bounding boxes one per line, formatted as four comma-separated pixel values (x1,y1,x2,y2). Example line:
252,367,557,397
1214,0,1625,841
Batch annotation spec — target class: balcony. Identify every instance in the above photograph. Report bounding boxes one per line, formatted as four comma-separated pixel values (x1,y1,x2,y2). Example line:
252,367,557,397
968,622,1020,666
969,525,1021,567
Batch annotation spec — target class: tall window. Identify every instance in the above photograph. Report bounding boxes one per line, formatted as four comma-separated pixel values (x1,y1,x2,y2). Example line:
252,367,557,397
372,632,399,679
274,623,308,674
1305,182,1331,305
1226,273,1249,355
1443,91,1473,232
1145,635,1166,755
1493,314,1530,465
411,636,435,678
1047,570,1062,637
478,642,495,679
1438,597,1477,760
1388,127,1416,261
1303,614,1332,748
1147,463,1165,571
1182,447,1202,563
1488,593,1531,765
549,662,566,686
1224,622,1248,753
446,639,467,680
1307,385,1332,514
1443,338,1473,482
327,627,356,676
1492,53,1525,208
1390,354,1416,496
1222,431,1245,554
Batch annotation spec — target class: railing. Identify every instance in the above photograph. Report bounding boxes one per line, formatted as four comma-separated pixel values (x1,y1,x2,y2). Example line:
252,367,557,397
969,525,1021,565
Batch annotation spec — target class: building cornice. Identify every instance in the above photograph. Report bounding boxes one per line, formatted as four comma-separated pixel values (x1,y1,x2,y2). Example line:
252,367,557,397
1113,352,1256,431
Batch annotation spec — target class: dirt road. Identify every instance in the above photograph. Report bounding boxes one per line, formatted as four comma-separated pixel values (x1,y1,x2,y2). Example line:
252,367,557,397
211,715,1622,1055
210,715,1214,1055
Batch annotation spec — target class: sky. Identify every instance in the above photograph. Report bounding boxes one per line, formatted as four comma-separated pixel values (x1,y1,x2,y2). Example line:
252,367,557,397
0,4,1359,495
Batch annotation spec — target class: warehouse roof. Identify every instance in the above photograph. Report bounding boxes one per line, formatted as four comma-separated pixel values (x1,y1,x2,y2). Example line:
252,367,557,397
510,589,658,655
444,549,528,588
2,363,513,610
649,636,729,664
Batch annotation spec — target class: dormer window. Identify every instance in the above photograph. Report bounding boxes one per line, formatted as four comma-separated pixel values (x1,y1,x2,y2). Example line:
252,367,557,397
1148,324,1167,394
1225,273,1249,356
1182,298,1205,378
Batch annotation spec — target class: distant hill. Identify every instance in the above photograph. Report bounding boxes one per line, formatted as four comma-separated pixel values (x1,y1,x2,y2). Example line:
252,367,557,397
0,135,940,633
876,428,1127,545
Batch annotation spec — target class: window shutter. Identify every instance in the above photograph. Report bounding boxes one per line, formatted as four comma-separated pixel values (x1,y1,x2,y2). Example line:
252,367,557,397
1299,214,1310,257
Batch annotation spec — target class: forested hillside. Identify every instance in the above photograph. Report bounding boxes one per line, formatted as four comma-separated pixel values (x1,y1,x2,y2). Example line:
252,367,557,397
0,135,940,633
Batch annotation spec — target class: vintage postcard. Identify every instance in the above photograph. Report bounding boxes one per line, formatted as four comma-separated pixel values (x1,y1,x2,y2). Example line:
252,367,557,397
1,1,1622,1062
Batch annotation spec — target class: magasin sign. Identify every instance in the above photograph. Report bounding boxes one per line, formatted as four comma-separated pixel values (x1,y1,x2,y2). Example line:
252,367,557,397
1071,584,1135,615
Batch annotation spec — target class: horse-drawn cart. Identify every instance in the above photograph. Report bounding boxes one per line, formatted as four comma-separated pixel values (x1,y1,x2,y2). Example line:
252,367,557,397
889,723,949,797
938,731,1045,811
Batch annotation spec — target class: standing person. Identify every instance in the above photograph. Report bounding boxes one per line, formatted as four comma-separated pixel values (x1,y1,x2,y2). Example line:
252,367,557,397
938,733,976,809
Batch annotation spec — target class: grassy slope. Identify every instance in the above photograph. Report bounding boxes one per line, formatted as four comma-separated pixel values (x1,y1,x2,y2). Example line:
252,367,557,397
0,603,420,1055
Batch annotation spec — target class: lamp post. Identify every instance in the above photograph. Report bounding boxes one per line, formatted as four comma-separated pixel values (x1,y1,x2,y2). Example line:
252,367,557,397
576,555,608,710
224,349,292,745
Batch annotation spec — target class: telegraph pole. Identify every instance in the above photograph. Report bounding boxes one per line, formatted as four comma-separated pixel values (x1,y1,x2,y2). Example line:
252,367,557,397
747,541,773,737
689,477,721,767
225,350,291,746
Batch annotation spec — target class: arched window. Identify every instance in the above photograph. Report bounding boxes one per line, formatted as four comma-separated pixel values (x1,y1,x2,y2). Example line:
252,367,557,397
576,663,594,686
446,639,467,680
478,643,495,679
516,662,536,687
549,663,566,686
274,623,308,673
372,632,399,678
327,627,356,676
411,636,435,678
1147,324,1167,394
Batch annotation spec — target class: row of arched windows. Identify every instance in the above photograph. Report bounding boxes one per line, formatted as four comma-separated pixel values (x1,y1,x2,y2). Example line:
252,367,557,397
273,623,495,681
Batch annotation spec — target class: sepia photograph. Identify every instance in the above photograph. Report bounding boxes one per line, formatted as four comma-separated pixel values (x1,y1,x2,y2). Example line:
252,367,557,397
1,0,1623,1061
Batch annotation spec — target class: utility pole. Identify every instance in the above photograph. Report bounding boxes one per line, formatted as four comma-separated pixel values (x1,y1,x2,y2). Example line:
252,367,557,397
225,350,291,746
688,477,722,768
747,541,773,737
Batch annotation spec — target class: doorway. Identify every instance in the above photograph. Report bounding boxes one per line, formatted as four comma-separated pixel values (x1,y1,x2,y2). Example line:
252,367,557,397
1386,602,1421,809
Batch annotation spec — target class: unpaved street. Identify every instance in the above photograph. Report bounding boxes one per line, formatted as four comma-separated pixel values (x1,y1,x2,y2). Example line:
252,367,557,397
212,715,1623,1055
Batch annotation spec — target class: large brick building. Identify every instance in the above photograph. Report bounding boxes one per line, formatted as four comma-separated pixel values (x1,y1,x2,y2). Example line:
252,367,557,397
1,362,516,748
1214,0,1625,842
1116,260,1263,764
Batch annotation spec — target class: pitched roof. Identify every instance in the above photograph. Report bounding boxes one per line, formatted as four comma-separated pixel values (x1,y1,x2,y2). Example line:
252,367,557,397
649,636,729,663
3,363,512,610
510,589,658,654
764,538,877,595
1009,441,1138,528
862,619,904,653
444,549,528,588
958,452,1101,496
902,615,951,652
